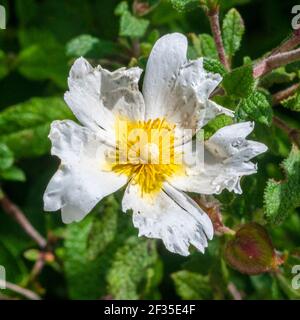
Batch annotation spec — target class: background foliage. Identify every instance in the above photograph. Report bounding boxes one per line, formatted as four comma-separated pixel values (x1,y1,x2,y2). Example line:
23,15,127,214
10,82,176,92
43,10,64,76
0,0,300,300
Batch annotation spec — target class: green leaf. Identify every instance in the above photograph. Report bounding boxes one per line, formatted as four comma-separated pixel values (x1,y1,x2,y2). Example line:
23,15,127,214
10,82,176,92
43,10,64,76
114,1,129,16
203,57,227,76
107,237,159,299
120,12,149,39
64,214,107,299
23,249,40,262
236,91,273,126
225,223,282,275
17,29,69,88
281,91,300,112
172,271,212,299
0,97,73,159
115,2,149,39
65,196,160,299
222,64,255,98
0,166,26,182
190,33,217,59
203,114,234,139
222,8,245,59
0,143,14,171
87,195,119,259
264,146,300,225
260,67,296,88
66,34,116,59
170,0,200,12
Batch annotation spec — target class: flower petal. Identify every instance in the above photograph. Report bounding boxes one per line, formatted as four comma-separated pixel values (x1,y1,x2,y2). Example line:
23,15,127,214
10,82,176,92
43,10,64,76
99,66,145,121
64,57,145,134
142,34,232,130
43,120,127,223
143,33,187,120
122,182,213,256
170,122,268,195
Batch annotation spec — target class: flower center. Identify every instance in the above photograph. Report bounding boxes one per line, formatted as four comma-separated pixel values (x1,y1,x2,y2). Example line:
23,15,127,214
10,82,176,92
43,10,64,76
108,117,185,196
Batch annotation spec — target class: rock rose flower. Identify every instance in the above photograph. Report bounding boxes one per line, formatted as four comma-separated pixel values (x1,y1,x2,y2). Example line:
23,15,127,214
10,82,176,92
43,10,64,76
43,33,267,256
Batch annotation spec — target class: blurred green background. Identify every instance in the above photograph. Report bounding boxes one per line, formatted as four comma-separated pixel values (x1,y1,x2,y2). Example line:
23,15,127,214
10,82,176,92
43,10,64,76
0,0,300,300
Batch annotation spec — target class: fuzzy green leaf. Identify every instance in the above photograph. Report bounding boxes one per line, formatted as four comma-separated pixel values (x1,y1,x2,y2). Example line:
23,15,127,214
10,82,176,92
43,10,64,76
236,91,273,126
0,143,14,171
203,57,227,76
170,0,199,12
17,29,69,88
172,270,212,299
264,146,300,225
65,196,160,299
116,2,149,39
203,114,234,139
281,91,300,112
107,237,159,299
0,97,73,159
222,64,254,98
66,34,116,58
87,196,119,259
222,8,245,59
190,33,217,59
260,67,296,88
0,166,26,182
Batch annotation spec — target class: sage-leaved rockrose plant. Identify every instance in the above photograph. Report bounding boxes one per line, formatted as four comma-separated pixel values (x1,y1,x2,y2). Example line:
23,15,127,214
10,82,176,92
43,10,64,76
43,33,267,256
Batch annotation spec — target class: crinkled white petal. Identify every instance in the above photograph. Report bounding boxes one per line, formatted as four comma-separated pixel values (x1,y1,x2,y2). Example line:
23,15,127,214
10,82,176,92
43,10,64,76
170,122,268,195
142,33,232,130
64,57,145,136
99,66,145,121
43,120,127,223
122,182,213,256
143,33,187,120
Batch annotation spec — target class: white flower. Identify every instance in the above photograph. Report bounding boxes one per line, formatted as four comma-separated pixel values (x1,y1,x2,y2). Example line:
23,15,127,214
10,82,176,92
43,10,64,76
43,33,267,256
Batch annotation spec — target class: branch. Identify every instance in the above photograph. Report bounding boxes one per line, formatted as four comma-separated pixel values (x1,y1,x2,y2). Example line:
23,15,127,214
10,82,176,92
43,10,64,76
253,47,300,78
272,83,300,106
29,254,46,282
0,280,41,300
207,8,230,70
273,116,300,148
0,191,47,249
227,283,243,300
269,30,300,56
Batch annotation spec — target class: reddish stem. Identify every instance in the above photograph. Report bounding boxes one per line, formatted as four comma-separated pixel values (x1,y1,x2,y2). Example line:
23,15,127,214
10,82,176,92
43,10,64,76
0,193,47,249
208,8,230,71
253,47,300,78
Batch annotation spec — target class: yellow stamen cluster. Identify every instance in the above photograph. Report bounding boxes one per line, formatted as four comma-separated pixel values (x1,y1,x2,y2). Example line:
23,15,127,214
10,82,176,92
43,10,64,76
108,117,184,197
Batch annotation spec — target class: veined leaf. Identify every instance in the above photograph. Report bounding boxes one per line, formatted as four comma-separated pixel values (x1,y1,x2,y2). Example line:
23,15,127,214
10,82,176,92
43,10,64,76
222,64,255,98
172,270,212,299
190,33,217,59
66,34,116,58
264,146,300,225
107,237,159,299
203,57,227,76
281,91,300,112
236,90,273,126
115,2,149,39
0,97,73,159
222,8,245,59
